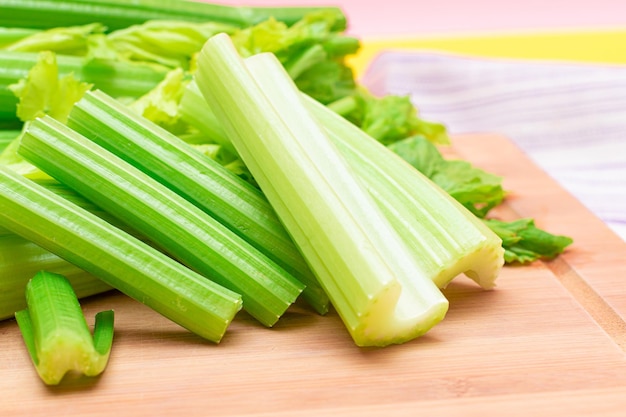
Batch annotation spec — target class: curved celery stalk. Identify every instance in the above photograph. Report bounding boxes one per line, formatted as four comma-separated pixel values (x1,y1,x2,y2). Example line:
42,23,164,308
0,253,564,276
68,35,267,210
18,116,304,327
0,165,242,342
196,34,449,347
66,89,328,315
15,271,114,385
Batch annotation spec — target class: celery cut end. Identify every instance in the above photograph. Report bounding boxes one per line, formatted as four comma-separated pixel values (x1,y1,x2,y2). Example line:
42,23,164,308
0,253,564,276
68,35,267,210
349,281,450,347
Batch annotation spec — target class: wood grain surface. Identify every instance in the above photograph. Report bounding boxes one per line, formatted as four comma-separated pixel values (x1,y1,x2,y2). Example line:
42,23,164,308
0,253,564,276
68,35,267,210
2,133,626,416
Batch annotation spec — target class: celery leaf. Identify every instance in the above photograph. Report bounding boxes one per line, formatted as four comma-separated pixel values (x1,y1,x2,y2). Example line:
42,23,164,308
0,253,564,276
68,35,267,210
129,67,191,134
8,50,92,123
484,218,573,263
389,135,505,217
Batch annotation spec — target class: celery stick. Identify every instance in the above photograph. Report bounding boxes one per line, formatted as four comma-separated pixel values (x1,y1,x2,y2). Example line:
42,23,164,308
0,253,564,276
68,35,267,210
68,89,328,314
0,165,242,342
19,116,304,326
196,34,450,347
0,0,346,32
15,271,114,385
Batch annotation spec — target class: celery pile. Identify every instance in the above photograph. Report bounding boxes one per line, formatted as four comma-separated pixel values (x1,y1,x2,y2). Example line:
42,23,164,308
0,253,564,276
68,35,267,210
0,0,573,352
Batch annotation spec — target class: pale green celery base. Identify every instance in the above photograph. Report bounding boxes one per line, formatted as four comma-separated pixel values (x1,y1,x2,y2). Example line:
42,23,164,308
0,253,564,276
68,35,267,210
349,279,449,347
35,332,112,385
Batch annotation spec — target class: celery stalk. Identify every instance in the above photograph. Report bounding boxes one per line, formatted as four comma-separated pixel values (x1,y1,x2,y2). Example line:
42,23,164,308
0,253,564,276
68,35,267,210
0,165,242,342
67,89,329,314
0,0,346,32
18,116,304,326
15,271,114,385
196,33,450,347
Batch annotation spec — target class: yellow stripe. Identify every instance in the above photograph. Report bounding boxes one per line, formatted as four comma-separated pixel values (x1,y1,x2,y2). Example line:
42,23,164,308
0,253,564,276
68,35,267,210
348,29,626,77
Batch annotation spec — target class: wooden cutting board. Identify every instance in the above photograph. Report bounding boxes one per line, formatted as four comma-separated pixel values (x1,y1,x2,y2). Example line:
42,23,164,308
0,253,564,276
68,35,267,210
2,133,626,416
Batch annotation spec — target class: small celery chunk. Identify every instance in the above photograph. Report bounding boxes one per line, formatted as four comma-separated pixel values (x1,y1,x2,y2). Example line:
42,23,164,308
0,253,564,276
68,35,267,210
15,271,114,385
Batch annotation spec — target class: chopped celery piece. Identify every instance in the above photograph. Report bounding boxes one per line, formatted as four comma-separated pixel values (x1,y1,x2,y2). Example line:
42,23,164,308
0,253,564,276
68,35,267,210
0,165,242,342
195,33,450,347
15,271,114,385
19,116,304,326
67,89,328,314
0,0,346,32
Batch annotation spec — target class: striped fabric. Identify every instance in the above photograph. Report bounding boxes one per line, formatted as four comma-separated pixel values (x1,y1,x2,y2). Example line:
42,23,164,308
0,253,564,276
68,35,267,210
362,52,626,241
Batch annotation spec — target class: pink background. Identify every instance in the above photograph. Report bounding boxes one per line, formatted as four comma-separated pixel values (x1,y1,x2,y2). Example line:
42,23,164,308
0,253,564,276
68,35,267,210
214,0,626,37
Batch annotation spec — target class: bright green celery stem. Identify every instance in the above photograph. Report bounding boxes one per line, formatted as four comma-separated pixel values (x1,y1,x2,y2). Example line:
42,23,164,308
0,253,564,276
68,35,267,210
0,178,129,322
302,96,505,289
68,90,328,315
0,0,346,32
19,116,304,327
0,234,111,321
15,271,114,385
196,33,449,347
0,50,167,123
0,165,242,342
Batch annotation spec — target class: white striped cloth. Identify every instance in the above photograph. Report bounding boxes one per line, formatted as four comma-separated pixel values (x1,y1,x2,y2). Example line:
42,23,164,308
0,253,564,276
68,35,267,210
362,52,626,241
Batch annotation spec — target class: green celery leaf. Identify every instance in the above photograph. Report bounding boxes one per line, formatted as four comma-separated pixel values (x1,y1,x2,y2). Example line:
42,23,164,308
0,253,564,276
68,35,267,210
230,10,358,104
231,10,345,61
105,20,239,70
389,135,505,218
344,90,450,146
8,50,92,123
294,60,357,104
128,67,191,134
484,218,574,263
